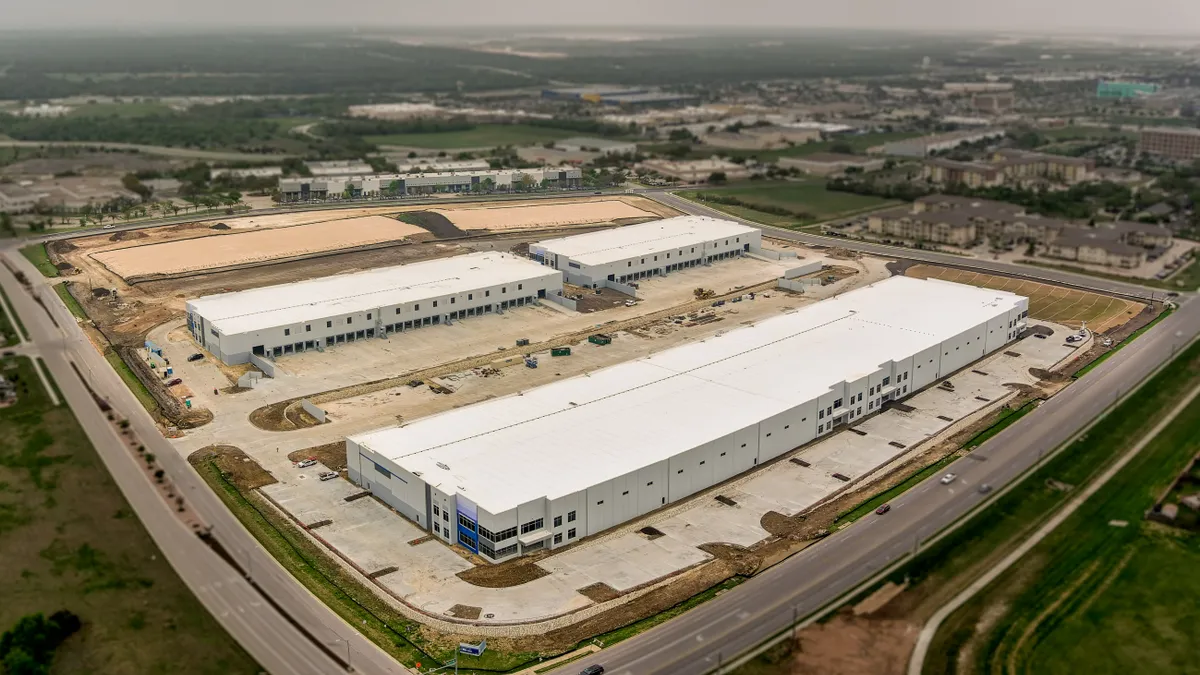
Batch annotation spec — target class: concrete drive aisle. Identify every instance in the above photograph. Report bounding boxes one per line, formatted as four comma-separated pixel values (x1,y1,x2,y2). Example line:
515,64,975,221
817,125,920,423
0,248,409,675
556,296,1200,675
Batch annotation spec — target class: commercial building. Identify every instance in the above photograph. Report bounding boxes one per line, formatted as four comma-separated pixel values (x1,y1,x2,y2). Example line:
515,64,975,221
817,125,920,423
1097,81,1160,99
346,276,1029,562
186,252,562,365
555,137,638,156
0,184,41,213
214,167,283,179
1138,127,1200,162
780,153,886,176
972,93,1016,113
278,167,582,202
307,160,375,177
530,216,761,287
944,82,1014,94
383,158,492,173
740,125,823,145
541,87,698,108
879,129,1006,158
637,158,750,184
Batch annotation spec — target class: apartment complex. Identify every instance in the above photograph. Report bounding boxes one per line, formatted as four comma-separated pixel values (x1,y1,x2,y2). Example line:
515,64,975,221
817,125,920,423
868,195,1171,268
1138,127,1200,162
278,167,583,202
637,158,751,184
922,149,1093,187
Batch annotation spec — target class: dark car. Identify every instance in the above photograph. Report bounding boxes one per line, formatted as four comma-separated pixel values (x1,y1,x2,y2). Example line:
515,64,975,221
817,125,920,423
580,665,605,675
875,503,891,515
187,353,205,362
166,378,182,386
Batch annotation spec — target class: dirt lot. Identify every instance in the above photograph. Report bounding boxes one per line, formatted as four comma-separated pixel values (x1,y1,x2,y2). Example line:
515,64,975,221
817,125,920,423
431,199,655,231
905,264,1145,333
92,216,429,279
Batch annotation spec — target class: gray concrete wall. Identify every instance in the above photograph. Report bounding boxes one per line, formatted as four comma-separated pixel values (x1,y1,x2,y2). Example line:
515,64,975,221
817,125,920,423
301,399,327,424
546,294,578,311
783,260,824,279
604,279,639,297
249,353,276,377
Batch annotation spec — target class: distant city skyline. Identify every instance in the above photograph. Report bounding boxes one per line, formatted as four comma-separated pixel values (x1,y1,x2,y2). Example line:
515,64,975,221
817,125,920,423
4,0,1200,35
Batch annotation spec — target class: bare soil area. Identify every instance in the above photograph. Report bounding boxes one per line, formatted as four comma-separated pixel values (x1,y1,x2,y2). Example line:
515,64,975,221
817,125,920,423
187,445,276,490
432,198,655,231
287,441,347,471
456,556,551,588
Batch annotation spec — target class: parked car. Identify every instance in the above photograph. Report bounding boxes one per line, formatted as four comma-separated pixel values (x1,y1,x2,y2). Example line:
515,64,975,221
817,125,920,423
187,353,205,362
165,378,182,386
103,224,116,229
318,471,339,481
1066,335,1079,343
295,459,317,469
940,473,958,485
579,665,605,675
875,503,891,515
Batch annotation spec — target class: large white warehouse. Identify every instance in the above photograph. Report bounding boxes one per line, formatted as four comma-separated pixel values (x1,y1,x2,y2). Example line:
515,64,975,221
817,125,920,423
529,215,762,287
187,252,562,365
347,276,1029,562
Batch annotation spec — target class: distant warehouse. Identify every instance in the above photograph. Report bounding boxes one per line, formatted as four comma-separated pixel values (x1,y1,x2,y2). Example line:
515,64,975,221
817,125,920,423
278,167,583,202
530,215,762,287
186,252,562,365
347,276,1029,562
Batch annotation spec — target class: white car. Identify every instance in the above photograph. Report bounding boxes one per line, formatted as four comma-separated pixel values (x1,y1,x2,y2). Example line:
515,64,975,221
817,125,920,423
318,471,339,481
295,458,317,469
940,473,958,485
103,224,116,229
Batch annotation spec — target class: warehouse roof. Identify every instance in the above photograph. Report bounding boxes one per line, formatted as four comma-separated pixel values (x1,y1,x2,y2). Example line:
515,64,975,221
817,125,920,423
352,276,1025,514
188,252,557,336
533,216,759,267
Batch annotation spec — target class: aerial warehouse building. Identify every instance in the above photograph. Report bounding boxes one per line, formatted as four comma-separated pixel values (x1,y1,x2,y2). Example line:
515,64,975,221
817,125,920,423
347,276,1029,562
529,215,763,287
186,252,562,365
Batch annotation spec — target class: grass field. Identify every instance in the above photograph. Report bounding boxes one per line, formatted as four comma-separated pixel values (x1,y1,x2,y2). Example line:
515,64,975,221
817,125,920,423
1024,257,1200,292
366,124,576,149
643,131,923,162
678,181,897,228
1038,126,1139,142
103,348,159,417
1075,308,1175,378
0,284,28,342
20,243,59,278
0,356,257,674
54,282,87,320
906,265,1146,332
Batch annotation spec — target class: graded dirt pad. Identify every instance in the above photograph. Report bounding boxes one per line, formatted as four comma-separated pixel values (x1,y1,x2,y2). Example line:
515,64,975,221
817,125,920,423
787,613,919,675
455,555,551,588
577,582,622,603
92,215,427,279
431,199,654,231
187,445,276,490
906,264,1145,333
287,441,347,471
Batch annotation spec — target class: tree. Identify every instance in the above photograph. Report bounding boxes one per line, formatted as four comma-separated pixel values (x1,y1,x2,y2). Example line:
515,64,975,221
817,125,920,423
0,212,13,237
708,171,728,184
668,128,697,143
829,141,855,155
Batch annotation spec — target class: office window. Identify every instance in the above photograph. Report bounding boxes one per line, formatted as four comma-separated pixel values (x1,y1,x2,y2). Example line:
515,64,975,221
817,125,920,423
554,533,562,545
284,328,290,336
373,462,391,478
819,409,825,419
485,290,490,297
520,518,544,534
415,303,420,311
882,376,890,386
834,398,843,408
818,424,824,433
457,514,476,532
450,297,456,304
305,325,311,332
433,505,440,516
367,313,372,320
434,522,441,534
347,317,353,325
396,308,402,315
554,515,562,527
443,511,449,522
468,294,473,301
568,528,576,539
433,300,438,308
567,510,576,522
518,283,523,290
326,321,332,328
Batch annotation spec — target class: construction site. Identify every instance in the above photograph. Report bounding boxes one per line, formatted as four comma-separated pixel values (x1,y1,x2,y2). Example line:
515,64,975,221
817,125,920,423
34,192,1166,666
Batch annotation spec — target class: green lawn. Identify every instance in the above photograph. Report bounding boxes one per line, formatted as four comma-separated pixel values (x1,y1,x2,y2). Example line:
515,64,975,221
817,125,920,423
1075,308,1175,378
1023,259,1200,292
366,124,576,149
0,284,28,342
678,181,897,228
0,356,258,674
66,101,176,118
103,349,159,417
20,243,58,278
1037,126,1139,142
643,131,923,163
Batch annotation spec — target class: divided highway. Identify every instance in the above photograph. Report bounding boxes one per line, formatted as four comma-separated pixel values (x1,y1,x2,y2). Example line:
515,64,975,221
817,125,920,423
0,248,408,675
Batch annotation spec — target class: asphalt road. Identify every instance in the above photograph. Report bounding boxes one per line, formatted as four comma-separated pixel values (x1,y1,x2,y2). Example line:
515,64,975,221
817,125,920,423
0,248,409,675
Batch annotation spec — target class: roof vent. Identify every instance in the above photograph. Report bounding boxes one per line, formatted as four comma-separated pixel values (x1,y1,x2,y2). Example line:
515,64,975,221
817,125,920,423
436,462,450,471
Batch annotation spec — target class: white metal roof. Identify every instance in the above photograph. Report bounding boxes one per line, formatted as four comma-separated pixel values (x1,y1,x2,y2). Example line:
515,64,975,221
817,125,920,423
533,216,759,267
188,252,558,336
351,276,1026,514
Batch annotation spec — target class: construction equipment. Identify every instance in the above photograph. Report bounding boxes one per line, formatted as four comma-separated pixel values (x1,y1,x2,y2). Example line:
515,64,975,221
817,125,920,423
525,357,539,368
589,334,612,346
551,347,572,357
516,338,530,347
693,287,716,300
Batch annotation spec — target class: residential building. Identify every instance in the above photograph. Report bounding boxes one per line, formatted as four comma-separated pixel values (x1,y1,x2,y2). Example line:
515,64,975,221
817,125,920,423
972,93,1016,113
638,158,750,184
346,276,1029,562
186,252,562,365
700,131,779,150
1044,229,1146,268
1138,127,1200,162
921,159,1004,188
739,125,822,145
779,153,886,176
530,216,762,287
922,150,1093,187
0,183,42,213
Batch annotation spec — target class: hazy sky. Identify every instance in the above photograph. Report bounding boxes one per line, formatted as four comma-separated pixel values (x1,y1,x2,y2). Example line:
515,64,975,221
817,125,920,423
5,0,1200,34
